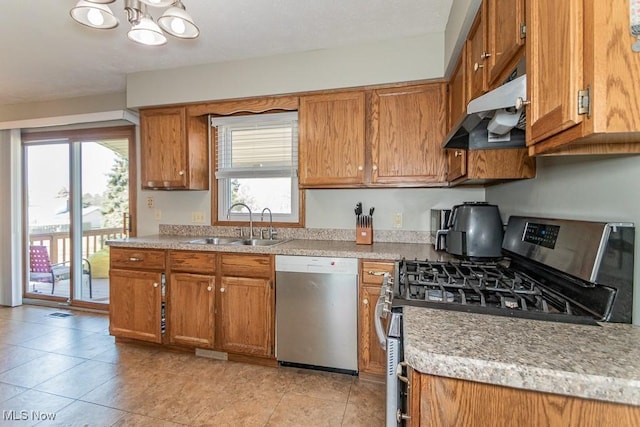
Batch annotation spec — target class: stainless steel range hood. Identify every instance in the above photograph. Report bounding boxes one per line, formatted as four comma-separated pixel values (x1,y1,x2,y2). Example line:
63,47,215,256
443,62,527,150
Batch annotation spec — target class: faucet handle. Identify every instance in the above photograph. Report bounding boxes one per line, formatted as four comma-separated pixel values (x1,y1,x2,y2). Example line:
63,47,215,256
270,229,278,240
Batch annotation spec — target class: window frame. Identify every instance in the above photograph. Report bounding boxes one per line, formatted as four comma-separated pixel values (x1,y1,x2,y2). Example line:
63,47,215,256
212,112,304,228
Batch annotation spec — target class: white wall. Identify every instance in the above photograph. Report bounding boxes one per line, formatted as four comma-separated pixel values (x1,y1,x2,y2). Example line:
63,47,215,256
486,155,640,324
127,34,445,108
443,0,481,76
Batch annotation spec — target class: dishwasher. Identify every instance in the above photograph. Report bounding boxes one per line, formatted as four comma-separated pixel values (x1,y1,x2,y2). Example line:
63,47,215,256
275,255,359,375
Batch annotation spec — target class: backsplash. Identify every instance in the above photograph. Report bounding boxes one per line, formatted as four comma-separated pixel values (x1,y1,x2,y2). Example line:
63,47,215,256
159,224,433,244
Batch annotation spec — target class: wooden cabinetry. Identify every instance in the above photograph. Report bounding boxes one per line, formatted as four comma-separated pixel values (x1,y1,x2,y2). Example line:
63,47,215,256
358,260,395,375
218,254,274,357
109,248,165,343
140,106,209,190
370,84,448,185
167,251,216,348
408,371,640,426
486,0,525,86
526,0,640,155
298,91,366,187
466,6,487,101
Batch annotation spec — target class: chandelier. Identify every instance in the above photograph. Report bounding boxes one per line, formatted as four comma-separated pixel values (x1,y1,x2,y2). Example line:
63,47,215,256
70,0,199,46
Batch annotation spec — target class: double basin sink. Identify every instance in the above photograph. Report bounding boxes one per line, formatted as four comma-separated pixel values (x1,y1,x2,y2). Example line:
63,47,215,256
185,237,287,247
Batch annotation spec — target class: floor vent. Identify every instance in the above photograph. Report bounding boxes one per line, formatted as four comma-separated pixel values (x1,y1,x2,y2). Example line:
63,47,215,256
48,312,74,318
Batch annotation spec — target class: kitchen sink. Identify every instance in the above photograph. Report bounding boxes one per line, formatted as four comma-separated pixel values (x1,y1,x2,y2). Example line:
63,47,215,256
185,237,241,245
231,238,288,247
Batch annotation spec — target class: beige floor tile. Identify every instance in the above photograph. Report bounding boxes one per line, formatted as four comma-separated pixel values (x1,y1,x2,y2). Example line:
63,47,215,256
267,393,347,427
0,353,85,388
34,360,118,399
48,333,115,359
110,413,183,426
341,402,385,427
347,378,385,412
193,388,283,427
287,369,354,402
18,327,96,353
91,342,161,366
0,321,60,345
0,344,48,373
41,400,126,427
0,381,28,402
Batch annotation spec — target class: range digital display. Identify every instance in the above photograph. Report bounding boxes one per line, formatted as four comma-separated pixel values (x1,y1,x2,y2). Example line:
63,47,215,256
523,222,560,249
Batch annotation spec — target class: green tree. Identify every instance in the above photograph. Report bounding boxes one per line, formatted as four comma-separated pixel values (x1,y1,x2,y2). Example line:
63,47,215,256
101,155,128,228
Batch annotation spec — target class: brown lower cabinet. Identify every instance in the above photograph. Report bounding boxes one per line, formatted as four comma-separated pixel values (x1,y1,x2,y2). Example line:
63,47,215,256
408,367,640,427
109,248,275,359
358,260,395,375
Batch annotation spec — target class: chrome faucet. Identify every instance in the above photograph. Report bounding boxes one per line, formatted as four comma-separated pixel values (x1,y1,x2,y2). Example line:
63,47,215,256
227,202,253,238
260,207,277,240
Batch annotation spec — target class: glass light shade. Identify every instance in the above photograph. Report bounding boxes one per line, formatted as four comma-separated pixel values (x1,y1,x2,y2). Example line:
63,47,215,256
128,15,168,46
140,0,176,7
70,0,119,29
84,0,116,3
157,4,199,38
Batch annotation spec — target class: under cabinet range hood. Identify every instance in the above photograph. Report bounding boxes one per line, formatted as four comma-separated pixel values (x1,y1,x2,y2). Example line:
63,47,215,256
444,61,527,150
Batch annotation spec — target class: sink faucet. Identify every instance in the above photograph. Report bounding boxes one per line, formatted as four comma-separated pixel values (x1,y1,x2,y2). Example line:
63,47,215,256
260,207,277,240
227,202,253,238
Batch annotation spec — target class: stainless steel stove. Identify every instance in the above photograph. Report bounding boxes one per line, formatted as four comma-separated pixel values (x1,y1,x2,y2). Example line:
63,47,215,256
392,216,635,325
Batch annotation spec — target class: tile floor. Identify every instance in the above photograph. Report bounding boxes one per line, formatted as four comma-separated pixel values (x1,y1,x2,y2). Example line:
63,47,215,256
0,305,385,426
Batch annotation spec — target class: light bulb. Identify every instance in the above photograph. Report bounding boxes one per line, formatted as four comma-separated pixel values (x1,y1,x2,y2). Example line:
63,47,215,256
87,8,105,26
170,18,186,35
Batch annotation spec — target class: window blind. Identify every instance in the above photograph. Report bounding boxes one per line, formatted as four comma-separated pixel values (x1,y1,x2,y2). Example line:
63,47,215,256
212,112,298,179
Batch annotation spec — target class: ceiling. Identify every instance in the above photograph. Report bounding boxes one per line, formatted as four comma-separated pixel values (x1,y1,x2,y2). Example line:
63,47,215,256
0,0,454,106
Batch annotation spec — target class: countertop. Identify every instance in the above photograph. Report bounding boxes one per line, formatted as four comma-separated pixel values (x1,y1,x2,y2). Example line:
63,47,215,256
106,234,452,261
403,305,640,406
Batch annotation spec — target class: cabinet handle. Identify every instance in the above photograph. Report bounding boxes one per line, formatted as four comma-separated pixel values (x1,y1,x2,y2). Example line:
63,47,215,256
178,170,185,176
480,51,491,59
129,257,142,262
454,150,463,157
363,298,369,306
153,282,159,288
367,271,389,276
515,97,530,110
372,164,378,172
357,165,364,171
473,62,484,72
396,361,409,384
207,286,212,292
220,287,225,293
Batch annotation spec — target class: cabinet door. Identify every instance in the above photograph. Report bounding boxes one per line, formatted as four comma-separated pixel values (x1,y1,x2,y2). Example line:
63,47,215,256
140,107,188,189
448,51,467,134
168,273,215,348
371,84,448,184
486,0,525,86
359,284,387,375
218,276,274,357
109,269,163,343
526,0,584,145
466,6,487,101
299,92,366,187
447,149,467,182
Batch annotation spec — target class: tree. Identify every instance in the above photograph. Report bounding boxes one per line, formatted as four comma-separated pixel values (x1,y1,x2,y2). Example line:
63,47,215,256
101,155,128,228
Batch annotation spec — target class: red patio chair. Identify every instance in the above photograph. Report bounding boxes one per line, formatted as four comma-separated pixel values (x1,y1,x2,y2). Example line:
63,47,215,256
29,245,92,298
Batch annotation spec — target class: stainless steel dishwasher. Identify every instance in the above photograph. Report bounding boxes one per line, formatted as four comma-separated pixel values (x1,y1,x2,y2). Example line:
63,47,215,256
275,255,358,375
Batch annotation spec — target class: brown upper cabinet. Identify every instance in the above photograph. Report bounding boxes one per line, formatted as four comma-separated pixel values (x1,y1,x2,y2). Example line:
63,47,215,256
299,83,449,188
466,6,488,101
526,0,640,155
140,106,209,190
486,0,526,87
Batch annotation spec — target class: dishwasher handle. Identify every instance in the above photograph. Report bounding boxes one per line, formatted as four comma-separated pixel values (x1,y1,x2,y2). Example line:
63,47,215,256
374,295,387,350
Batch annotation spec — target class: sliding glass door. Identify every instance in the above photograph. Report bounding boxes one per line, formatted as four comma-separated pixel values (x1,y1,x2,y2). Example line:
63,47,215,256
23,126,136,308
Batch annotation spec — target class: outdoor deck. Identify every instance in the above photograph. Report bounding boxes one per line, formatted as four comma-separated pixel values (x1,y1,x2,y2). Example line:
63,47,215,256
29,278,110,304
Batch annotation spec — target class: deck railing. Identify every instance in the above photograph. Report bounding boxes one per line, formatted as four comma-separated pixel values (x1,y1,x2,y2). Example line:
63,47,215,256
29,228,125,264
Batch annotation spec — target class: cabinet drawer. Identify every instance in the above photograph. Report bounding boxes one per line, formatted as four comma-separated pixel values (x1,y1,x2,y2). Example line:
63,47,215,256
361,261,395,285
110,248,166,270
169,251,216,274
221,254,272,278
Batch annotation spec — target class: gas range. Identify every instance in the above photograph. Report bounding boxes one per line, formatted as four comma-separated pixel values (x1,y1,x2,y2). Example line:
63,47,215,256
389,216,635,325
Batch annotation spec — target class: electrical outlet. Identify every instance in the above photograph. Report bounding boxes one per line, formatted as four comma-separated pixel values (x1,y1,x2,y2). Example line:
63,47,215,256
154,209,162,221
393,212,403,229
192,211,205,223
146,197,154,208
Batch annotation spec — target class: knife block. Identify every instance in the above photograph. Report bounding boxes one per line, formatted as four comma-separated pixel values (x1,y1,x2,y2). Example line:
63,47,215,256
356,220,373,245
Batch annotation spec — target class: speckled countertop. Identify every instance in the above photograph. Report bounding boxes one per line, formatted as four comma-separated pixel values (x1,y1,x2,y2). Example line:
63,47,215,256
106,234,452,261
403,306,640,406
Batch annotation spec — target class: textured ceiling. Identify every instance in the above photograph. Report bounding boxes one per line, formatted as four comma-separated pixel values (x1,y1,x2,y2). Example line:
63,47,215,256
0,0,454,106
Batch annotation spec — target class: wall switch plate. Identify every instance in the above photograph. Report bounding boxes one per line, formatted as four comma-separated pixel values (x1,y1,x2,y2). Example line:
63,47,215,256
393,212,403,229
192,211,205,223
154,209,162,221
146,197,154,208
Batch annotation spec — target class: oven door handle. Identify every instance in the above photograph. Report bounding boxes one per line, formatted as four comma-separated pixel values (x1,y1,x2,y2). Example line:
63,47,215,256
374,295,387,351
